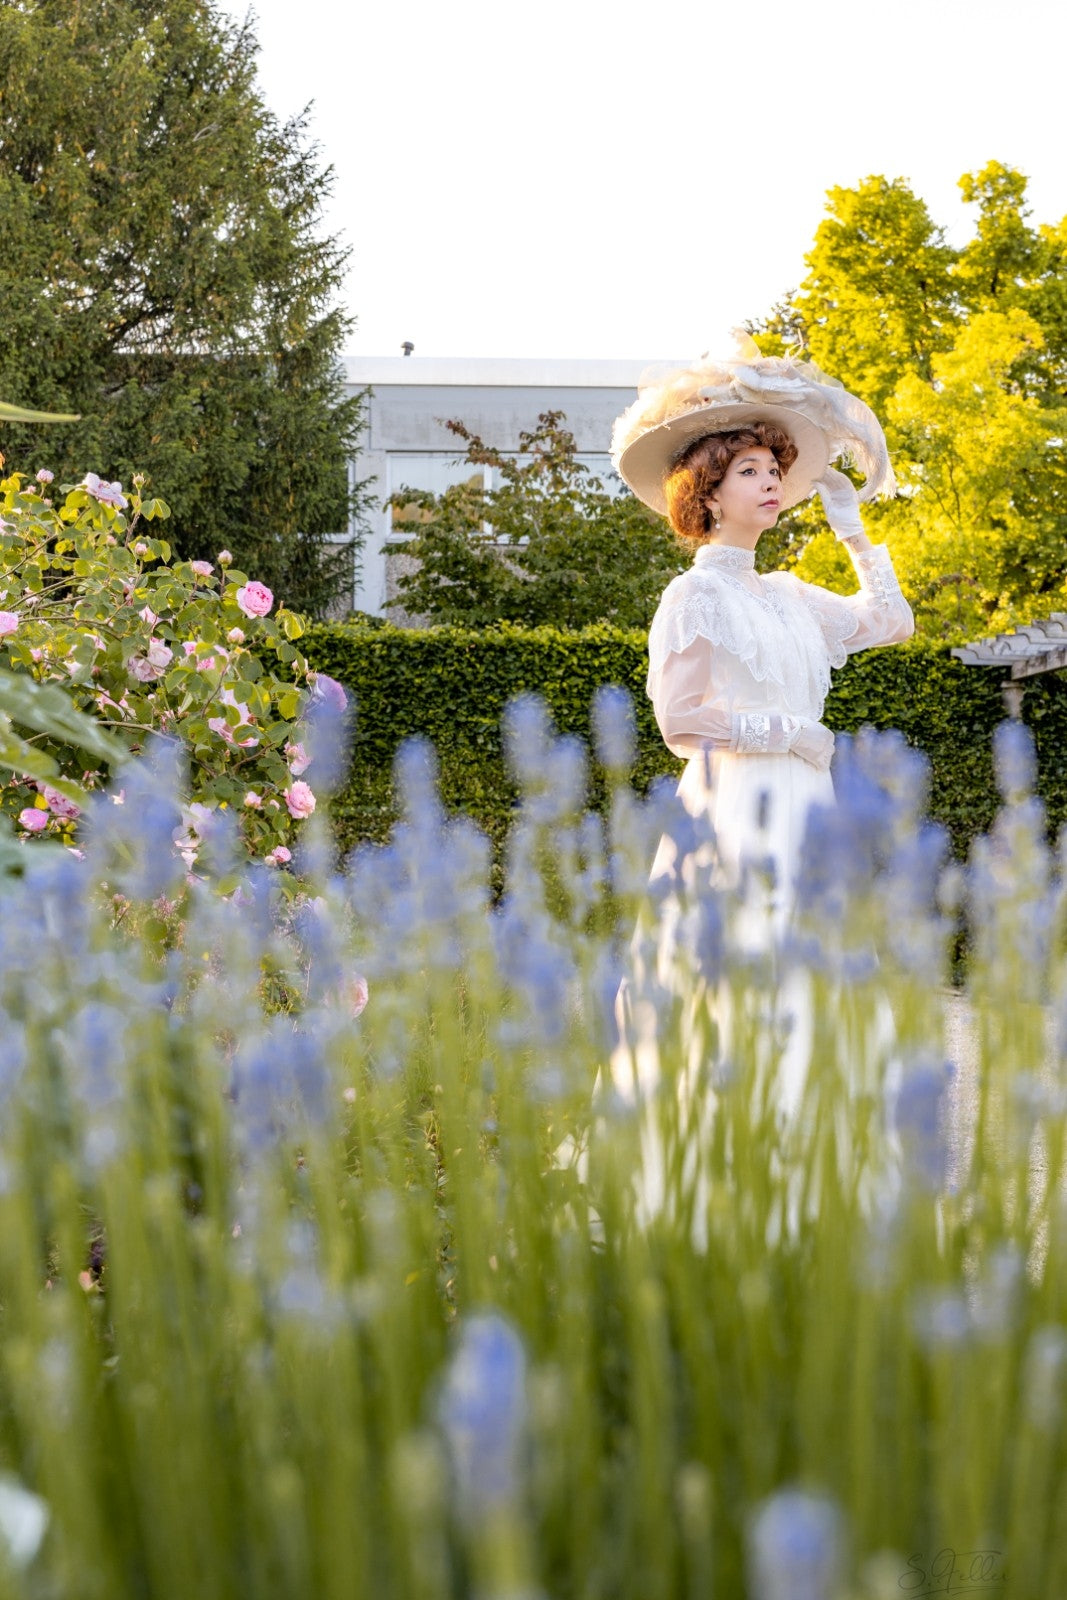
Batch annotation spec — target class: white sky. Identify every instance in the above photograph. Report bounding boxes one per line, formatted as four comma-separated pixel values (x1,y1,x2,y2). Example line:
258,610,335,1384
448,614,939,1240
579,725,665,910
215,0,1067,361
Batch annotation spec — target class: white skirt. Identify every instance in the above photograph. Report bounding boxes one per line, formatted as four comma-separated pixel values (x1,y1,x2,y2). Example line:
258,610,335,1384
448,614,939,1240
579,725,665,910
593,748,901,1244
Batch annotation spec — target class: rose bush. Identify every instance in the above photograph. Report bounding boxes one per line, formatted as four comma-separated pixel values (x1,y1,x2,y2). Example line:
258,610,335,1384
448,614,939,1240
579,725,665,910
0,466,349,871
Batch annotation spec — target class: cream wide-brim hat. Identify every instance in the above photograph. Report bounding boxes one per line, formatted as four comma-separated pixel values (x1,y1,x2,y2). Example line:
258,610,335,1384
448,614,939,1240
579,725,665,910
610,334,896,518
615,401,830,517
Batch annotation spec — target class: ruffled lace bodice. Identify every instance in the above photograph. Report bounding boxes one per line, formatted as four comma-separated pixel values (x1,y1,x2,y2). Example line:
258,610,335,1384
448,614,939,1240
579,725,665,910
647,540,913,761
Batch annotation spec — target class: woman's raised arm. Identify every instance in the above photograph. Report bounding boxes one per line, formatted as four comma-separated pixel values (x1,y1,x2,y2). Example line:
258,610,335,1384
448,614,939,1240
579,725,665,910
800,468,915,653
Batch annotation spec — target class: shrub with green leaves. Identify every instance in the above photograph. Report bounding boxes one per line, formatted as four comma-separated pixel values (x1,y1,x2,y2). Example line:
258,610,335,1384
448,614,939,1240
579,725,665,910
0,467,336,867
304,619,1067,869
386,412,686,629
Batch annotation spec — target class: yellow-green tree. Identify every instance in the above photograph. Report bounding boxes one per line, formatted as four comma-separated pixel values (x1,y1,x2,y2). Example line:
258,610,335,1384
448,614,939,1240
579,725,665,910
792,176,959,412
885,310,1067,636
760,163,1067,639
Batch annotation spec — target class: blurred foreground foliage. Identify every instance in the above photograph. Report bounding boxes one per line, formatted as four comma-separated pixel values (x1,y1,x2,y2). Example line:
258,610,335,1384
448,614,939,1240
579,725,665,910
0,706,1064,1595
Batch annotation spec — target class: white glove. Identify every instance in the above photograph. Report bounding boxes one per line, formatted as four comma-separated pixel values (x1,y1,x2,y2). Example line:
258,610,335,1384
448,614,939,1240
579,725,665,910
730,713,835,773
815,466,864,542
788,718,835,773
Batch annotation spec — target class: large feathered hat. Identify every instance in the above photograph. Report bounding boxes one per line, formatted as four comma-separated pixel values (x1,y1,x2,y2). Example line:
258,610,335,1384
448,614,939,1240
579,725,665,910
611,331,896,515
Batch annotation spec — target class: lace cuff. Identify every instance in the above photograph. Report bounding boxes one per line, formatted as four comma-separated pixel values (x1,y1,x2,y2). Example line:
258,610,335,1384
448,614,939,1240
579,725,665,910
847,541,905,606
729,712,802,755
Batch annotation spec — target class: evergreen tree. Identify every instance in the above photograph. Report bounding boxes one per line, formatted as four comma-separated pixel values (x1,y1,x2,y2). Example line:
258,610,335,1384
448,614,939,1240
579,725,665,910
0,0,363,615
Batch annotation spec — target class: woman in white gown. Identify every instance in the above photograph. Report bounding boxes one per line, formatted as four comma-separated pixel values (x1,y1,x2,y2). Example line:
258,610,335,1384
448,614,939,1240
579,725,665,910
613,337,914,921
644,446,913,916
594,340,915,1226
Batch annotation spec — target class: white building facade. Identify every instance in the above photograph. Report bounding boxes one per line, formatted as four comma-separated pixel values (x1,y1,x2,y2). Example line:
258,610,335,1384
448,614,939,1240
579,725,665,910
344,355,659,618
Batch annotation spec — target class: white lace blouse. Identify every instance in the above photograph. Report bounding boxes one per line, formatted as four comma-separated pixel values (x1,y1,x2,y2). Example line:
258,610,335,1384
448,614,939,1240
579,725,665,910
646,541,914,761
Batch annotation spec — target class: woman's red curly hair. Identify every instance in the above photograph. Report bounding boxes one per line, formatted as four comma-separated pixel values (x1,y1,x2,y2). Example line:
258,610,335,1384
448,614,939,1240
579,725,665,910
662,422,798,547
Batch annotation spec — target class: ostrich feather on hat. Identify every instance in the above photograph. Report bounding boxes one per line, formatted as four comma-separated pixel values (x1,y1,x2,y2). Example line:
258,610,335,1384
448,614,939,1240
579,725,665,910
611,331,896,516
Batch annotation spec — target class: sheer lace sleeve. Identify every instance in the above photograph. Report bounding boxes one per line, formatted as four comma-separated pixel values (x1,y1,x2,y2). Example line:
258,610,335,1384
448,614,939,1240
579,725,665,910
646,621,821,764
647,629,733,758
787,543,914,664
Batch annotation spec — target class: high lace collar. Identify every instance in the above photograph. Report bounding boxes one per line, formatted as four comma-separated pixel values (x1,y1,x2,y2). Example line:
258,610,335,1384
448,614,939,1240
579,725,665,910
693,542,756,572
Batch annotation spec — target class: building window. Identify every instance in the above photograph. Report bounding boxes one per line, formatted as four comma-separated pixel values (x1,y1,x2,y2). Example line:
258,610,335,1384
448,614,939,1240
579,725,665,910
576,455,625,495
387,454,487,530
387,449,627,543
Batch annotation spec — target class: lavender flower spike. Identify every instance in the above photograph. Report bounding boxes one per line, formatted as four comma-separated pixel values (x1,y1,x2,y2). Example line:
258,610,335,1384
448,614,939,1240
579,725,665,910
437,1312,528,1521
747,1487,845,1600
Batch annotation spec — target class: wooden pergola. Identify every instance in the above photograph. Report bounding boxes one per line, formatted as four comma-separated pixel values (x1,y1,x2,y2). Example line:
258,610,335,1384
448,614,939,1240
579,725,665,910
951,614,1067,718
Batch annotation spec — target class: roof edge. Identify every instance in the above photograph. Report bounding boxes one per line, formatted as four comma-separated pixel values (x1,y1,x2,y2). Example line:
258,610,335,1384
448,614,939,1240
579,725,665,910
344,356,675,388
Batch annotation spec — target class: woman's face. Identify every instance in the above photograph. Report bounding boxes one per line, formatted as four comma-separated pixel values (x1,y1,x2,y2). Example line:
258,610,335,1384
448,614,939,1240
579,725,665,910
707,445,784,534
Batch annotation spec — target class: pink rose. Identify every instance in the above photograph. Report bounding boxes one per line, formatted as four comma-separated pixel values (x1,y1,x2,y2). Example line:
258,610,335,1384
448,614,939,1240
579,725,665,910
244,791,263,808
19,808,48,832
217,549,233,567
266,845,292,865
0,612,18,637
227,627,245,644
346,974,369,1017
217,686,254,725
96,690,131,717
128,638,173,682
190,560,213,578
133,542,148,557
81,472,128,509
182,641,198,656
283,781,316,819
235,581,273,619
172,804,213,861
139,605,159,627
35,469,54,484
285,741,311,776
197,656,216,672
41,785,80,820
208,716,258,749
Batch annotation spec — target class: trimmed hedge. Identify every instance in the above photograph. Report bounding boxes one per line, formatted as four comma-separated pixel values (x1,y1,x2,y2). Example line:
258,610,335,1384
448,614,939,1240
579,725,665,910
304,621,1067,861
